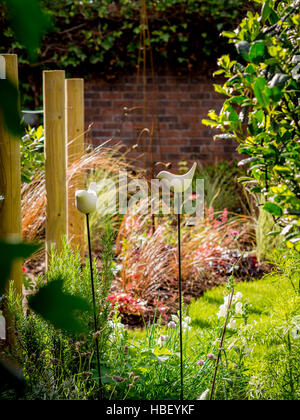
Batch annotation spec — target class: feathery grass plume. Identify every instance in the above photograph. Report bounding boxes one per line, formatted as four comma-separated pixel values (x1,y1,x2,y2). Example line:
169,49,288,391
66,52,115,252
21,141,144,242
116,204,255,312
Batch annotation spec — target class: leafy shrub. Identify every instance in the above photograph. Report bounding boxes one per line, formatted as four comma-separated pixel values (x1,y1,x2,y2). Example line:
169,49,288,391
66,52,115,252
5,228,115,400
203,0,300,249
20,125,44,184
194,161,250,214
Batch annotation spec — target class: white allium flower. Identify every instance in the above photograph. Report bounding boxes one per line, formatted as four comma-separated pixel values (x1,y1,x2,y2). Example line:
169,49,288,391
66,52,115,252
184,316,191,324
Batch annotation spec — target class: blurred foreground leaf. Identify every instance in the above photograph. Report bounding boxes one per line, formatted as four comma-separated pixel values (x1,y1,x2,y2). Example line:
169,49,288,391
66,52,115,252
29,279,91,334
2,0,52,61
0,240,40,295
0,359,24,398
0,78,22,137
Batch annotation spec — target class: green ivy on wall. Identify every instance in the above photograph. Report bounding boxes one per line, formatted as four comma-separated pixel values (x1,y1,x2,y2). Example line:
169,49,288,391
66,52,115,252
0,0,251,106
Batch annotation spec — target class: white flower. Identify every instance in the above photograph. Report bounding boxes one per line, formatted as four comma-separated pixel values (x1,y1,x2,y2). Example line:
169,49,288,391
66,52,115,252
182,321,191,332
158,335,169,346
224,295,230,306
235,301,243,315
171,314,179,323
227,319,237,330
217,304,227,319
233,292,243,303
75,182,97,214
168,321,176,328
198,389,210,400
184,316,191,325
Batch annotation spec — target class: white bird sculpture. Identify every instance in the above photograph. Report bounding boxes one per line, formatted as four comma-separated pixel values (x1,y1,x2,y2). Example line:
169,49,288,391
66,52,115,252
157,162,197,193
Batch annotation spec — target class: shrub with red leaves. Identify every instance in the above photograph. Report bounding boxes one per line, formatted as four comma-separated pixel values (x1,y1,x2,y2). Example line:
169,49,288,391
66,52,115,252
106,293,146,316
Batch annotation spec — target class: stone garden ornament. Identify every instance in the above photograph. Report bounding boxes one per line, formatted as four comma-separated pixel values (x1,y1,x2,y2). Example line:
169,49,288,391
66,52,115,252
157,162,197,400
75,182,103,399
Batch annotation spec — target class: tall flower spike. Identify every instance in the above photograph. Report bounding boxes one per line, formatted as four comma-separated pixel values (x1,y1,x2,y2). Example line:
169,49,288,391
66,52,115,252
157,162,197,193
75,182,97,214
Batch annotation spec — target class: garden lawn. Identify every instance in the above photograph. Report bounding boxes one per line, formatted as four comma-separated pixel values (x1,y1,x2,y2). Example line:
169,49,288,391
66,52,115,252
127,263,300,400
129,272,284,344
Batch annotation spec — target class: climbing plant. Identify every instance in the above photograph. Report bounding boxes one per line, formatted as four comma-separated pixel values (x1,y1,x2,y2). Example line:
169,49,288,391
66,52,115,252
0,0,251,105
203,0,300,249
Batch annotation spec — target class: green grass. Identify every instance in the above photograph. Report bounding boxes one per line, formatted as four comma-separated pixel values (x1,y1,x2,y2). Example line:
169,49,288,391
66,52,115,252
129,274,285,344
126,255,300,400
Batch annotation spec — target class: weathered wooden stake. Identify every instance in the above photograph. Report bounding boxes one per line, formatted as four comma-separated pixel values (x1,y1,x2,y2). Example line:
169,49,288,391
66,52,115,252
66,78,85,257
0,54,22,295
0,54,22,348
43,70,67,268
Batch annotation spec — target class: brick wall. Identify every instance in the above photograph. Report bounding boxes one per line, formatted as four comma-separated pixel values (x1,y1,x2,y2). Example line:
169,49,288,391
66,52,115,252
84,71,240,167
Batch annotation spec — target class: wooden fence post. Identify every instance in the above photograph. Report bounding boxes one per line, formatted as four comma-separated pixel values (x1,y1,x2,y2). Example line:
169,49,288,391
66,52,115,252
43,70,67,268
66,78,85,257
0,54,22,296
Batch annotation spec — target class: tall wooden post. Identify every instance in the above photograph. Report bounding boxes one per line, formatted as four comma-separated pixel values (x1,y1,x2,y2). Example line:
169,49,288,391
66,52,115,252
43,70,67,267
66,79,85,257
0,54,22,295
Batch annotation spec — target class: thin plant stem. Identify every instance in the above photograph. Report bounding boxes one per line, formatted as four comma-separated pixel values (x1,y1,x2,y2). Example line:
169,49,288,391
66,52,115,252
209,287,235,400
86,213,103,400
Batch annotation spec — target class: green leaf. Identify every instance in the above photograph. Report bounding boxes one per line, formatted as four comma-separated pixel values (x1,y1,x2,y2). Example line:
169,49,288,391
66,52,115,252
249,40,265,62
222,31,236,38
3,0,52,61
263,202,283,217
202,119,218,127
0,240,40,295
269,73,289,89
235,41,250,61
229,95,249,105
254,77,270,107
28,279,91,334
0,78,22,137
261,0,271,23
273,165,291,173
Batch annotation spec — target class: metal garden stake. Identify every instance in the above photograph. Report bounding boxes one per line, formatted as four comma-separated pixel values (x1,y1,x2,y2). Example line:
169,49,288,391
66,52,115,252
157,163,197,400
75,182,103,400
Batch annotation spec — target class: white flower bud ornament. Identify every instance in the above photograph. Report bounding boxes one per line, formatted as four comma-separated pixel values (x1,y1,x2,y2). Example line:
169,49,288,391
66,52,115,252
75,182,97,214
157,162,197,193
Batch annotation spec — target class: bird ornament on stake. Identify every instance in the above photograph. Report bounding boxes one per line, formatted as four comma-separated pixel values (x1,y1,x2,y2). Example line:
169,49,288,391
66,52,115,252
75,182,103,400
157,162,197,400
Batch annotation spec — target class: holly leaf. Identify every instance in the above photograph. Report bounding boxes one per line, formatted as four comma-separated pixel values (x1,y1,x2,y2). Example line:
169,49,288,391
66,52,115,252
28,279,91,334
0,240,40,295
